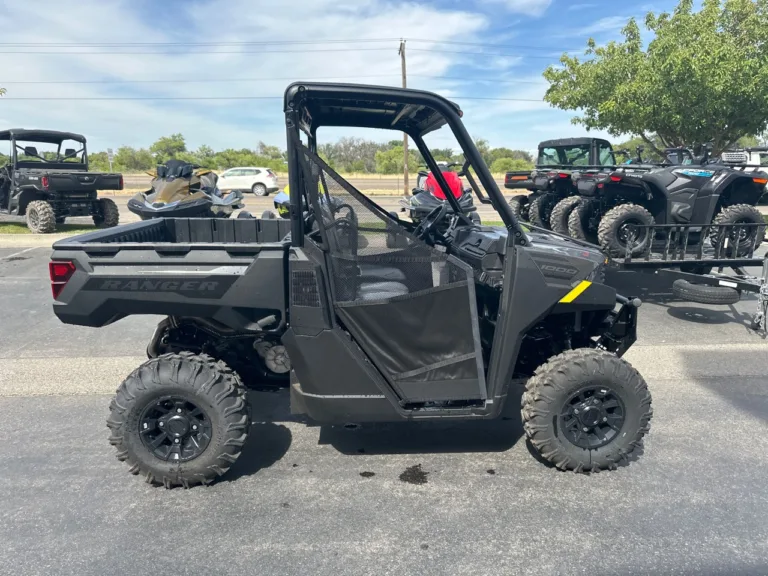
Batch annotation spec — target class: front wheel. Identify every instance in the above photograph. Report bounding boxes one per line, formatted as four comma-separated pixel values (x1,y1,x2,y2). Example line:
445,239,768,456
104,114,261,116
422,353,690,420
106,352,250,488
522,349,652,472
252,183,268,196
709,204,765,256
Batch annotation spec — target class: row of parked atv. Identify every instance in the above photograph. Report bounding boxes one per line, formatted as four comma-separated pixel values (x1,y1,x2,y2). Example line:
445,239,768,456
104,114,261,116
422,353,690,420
505,137,768,258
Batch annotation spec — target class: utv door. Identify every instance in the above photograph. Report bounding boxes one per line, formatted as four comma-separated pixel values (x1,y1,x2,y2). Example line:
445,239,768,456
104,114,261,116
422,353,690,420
299,149,486,404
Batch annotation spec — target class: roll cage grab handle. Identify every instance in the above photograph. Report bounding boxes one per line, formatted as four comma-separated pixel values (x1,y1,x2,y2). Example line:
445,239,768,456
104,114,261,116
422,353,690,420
283,86,529,248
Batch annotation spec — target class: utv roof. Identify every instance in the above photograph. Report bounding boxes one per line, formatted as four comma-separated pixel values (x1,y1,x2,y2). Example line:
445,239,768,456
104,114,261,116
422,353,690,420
0,129,86,143
539,137,610,147
283,82,463,137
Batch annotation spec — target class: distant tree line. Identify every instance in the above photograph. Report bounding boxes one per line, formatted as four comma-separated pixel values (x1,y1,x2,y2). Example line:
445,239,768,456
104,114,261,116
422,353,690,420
82,133,535,174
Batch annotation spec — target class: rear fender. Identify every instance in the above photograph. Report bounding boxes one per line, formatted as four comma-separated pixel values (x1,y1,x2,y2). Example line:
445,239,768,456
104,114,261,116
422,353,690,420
15,188,45,215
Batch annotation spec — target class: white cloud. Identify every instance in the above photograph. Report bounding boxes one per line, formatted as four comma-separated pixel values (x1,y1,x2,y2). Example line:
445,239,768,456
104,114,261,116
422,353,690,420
567,3,598,10
479,0,552,16
0,0,489,150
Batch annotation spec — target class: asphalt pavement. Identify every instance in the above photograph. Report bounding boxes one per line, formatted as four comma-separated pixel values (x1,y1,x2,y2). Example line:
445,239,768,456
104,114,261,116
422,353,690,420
1,248,768,575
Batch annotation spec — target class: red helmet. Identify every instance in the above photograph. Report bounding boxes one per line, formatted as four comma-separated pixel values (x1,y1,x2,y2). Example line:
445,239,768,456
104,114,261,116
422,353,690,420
425,171,463,200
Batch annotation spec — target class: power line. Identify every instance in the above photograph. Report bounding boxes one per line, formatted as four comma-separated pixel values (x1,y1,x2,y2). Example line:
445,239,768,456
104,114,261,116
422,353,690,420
0,47,399,55
0,74,544,85
2,95,545,102
408,48,561,60
0,38,580,52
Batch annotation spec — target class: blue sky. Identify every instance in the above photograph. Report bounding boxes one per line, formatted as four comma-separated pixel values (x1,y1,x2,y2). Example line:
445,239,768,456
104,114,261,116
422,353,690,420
0,0,680,155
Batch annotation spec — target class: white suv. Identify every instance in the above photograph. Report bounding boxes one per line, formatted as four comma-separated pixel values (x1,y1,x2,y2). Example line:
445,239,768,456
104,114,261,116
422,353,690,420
218,167,279,196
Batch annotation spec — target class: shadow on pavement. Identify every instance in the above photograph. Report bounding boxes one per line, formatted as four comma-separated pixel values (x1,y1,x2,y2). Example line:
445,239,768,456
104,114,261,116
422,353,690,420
222,422,293,482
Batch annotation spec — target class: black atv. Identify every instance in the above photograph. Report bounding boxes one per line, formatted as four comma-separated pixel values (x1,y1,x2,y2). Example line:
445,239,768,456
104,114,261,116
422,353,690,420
506,137,616,232
568,149,767,258
0,129,123,233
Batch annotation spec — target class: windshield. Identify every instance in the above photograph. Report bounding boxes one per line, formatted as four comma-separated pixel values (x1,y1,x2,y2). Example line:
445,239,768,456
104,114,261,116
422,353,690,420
538,145,590,166
14,139,85,164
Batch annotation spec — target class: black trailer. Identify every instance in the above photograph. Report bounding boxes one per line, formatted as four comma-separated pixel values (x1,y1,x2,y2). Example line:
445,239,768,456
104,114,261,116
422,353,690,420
611,221,767,332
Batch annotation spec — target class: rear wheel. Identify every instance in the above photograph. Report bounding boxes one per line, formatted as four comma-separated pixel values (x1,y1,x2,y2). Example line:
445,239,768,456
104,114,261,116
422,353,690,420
598,203,654,258
93,198,120,228
26,200,56,234
549,196,581,236
252,183,268,196
508,194,530,222
568,198,600,244
106,352,250,488
522,349,652,472
709,204,765,256
528,194,556,229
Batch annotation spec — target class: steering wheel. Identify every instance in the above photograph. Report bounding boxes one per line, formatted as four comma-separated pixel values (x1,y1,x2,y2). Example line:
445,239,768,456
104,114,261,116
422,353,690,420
413,203,448,243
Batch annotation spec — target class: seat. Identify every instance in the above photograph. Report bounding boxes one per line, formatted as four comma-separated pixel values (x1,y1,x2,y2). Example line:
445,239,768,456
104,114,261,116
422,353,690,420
359,263,407,283
357,281,409,301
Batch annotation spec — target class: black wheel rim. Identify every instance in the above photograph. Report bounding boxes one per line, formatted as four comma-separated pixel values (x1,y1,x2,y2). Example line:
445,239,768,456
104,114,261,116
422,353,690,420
618,219,647,248
559,385,626,449
139,396,212,462
29,208,39,228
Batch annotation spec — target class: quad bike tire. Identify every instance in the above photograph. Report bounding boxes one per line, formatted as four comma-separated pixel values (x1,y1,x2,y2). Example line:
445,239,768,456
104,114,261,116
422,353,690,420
598,203,654,258
672,279,740,305
528,194,555,229
26,200,56,234
568,198,600,244
252,183,268,196
522,349,652,472
549,196,581,236
709,204,765,256
260,210,277,219
93,198,120,228
106,352,250,488
508,195,530,222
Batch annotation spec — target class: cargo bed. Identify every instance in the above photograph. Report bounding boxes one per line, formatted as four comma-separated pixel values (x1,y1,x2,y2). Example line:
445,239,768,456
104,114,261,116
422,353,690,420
50,217,292,328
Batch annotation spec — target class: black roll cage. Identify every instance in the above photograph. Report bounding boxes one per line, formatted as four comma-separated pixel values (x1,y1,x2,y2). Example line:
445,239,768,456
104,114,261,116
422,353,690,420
5,133,89,170
283,83,526,247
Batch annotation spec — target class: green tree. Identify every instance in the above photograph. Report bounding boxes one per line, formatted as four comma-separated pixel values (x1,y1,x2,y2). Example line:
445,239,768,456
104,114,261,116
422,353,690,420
543,0,768,156
89,151,110,172
488,148,534,166
114,146,155,172
736,135,760,148
150,133,187,163
613,136,665,162
375,146,419,174
490,157,534,173
0,87,5,97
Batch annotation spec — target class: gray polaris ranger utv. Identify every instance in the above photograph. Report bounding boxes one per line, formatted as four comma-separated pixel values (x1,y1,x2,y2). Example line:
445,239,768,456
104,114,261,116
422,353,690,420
49,83,652,487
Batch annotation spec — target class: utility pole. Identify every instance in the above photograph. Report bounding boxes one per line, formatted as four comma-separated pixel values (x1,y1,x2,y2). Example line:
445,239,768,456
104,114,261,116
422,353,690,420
399,39,409,197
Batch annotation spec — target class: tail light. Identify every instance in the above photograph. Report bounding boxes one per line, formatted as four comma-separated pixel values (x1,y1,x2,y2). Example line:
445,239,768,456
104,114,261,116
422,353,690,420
558,173,569,179
41,176,49,189
753,177,767,185
610,175,622,182
49,260,76,299
119,175,124,190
